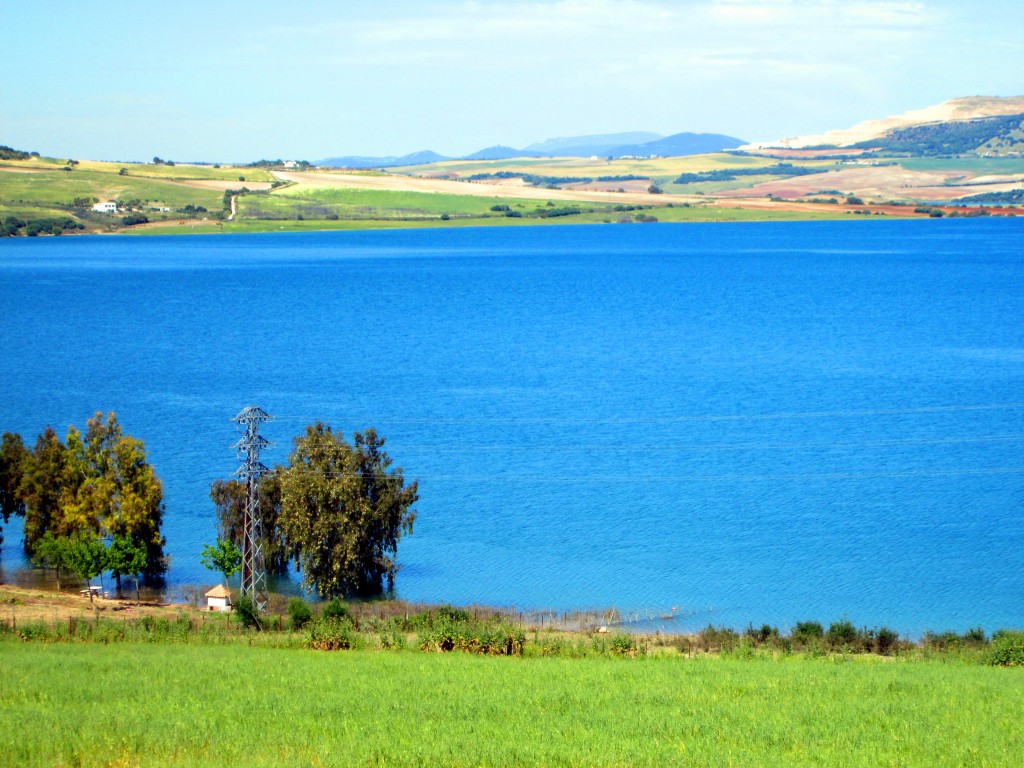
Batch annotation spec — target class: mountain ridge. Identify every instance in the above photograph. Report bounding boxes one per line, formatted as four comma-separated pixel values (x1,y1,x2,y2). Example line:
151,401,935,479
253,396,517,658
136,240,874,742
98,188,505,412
318,130,746,168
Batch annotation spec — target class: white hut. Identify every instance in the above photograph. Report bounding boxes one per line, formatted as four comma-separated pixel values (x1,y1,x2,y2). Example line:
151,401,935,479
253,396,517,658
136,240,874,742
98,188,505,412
204,584,232,612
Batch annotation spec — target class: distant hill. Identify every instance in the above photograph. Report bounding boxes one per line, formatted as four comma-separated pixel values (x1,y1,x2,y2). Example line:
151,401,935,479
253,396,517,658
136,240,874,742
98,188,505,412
523,132,663,156
463,146,523,161
320,129,748,168
745,96,1024,154
604,132,746,158
319,150,450,169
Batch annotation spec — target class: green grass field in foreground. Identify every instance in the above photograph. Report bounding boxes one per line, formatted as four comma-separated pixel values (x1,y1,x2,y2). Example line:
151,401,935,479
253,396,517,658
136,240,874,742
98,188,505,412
2,643,1021,767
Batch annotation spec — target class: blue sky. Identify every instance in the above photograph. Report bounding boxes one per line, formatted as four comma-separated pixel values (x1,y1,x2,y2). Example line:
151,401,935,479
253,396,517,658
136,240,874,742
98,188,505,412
2,0,1021,162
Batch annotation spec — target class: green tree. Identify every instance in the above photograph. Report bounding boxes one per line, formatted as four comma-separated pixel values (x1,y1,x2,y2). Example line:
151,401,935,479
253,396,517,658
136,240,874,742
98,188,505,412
209,475,288,574
0,432,29,545
107,534,148,600
279,424,418,598
19,427,72,552
18,414,166,577
66,533,109,604
200,538,242,587
31,532,75,591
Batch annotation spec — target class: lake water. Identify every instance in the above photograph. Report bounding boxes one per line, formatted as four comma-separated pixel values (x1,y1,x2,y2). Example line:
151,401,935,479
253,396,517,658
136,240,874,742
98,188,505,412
1,220,1022,635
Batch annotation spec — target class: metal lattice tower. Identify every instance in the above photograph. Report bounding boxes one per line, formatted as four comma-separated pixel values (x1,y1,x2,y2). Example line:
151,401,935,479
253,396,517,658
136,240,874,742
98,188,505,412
232,406,272,611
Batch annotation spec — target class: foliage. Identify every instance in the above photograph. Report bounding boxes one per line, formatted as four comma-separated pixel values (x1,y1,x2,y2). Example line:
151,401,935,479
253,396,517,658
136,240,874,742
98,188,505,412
13,413,166,576
279,423,418,598
792,621,824,642
958,188,1024,204
66,533,109,602
200,538,242,586
106,534,148,599
673,162,825,185
0,432,29,544
826,620,859,649
305,617,358,650
234,595,261,630
287,598,312,630
417,613,525,656
0,145,37,161
1,215,84,237
18,427,71,551
321,597,351,621
988,631,1024,666
29,533,76,590
208,476,289,574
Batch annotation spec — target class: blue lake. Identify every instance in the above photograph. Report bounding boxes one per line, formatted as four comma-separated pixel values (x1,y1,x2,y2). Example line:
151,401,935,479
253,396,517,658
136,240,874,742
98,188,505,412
1,220,1022,635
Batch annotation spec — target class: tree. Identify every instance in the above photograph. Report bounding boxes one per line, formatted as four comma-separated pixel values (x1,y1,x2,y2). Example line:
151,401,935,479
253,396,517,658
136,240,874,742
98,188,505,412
0,432,28,545
17,414,166,578
279,424,418,598
107,534,148,600
200,538,242,587
66,533,109,604
31,532,75,591
19,427,72,552
209,475,288,574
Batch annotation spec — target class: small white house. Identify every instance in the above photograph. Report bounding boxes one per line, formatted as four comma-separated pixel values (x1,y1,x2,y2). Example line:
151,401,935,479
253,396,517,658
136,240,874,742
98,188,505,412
92,201,117,213
205,584,232,612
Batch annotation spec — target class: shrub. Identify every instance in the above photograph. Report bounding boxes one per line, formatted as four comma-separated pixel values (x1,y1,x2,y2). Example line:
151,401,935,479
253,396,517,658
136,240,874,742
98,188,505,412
745,624,780,645
826,620,859,649
792,621,824,644
874,627,899,655
287,598,312,631
988,631,1024,666
963,627,987,646
321,598,351,622
235,595,261,630
305,618,356,651
698,624,739,652
608,633,646,657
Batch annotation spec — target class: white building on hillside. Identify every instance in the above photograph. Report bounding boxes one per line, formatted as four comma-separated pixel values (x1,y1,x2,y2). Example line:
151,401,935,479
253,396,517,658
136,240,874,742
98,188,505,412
92,201,117,213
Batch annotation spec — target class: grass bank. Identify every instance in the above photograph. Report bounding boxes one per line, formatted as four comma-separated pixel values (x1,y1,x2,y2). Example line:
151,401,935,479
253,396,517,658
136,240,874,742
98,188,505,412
3,642,1022,767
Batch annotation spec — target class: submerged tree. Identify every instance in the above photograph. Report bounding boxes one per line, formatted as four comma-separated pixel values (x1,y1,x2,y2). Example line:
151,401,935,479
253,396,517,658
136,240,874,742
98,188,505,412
209,474,288,574
279,424,417,598
0,432,29,546
107,534,148,600
16,413,166,578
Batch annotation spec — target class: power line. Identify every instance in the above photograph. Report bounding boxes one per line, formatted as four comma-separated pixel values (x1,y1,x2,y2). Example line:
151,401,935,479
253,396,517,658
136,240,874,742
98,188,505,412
265,402,1024,426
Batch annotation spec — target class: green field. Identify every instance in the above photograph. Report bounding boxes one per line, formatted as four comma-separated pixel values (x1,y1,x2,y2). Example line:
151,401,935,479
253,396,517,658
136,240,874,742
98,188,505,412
0,168,224,210
2,643,1021,767
895,157,1024,175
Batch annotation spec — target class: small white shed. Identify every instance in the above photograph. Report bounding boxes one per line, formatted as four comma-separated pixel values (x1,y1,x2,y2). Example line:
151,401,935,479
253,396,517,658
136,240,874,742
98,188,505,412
205,584,232,612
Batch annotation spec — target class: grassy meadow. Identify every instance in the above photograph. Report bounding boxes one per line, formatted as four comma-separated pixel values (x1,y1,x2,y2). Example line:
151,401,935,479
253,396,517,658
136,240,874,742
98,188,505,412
2,642,1022,767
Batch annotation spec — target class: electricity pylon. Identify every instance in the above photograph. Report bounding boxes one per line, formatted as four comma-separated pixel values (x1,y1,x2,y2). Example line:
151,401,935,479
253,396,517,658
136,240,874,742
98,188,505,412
232,406,271,611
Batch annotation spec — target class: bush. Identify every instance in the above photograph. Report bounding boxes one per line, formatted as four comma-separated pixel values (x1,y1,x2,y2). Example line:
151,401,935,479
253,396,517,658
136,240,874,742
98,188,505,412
988,631,1024,666
321,598,350,622
235,595,261,630
417,613,524,655
792,621,824,643
287,598,312,631
305,618,356,651
826,620,859,649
